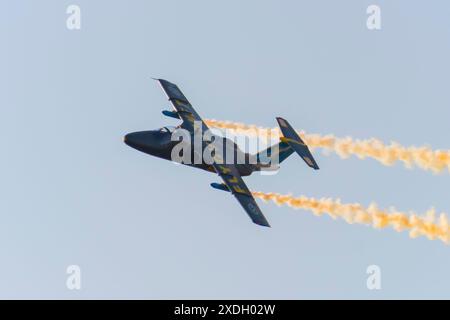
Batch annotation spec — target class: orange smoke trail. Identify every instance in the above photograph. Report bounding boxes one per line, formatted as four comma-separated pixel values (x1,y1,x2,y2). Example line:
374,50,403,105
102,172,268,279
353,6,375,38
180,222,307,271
205,119,450,174
252,191,450,244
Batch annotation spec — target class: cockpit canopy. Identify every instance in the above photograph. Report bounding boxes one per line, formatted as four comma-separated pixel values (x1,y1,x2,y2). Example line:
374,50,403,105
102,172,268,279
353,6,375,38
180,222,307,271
159,126,178,133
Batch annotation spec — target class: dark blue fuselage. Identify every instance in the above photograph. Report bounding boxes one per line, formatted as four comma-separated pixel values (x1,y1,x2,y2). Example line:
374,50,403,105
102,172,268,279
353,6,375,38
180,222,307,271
124,128,258,176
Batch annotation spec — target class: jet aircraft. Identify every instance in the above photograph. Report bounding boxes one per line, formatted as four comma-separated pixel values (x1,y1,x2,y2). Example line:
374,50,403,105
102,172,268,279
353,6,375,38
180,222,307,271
124,79,319,227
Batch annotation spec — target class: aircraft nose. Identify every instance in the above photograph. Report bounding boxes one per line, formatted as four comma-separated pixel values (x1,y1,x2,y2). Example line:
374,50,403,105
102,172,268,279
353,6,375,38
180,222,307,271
123,132,141,148
123,133,133,146
124,131,162,152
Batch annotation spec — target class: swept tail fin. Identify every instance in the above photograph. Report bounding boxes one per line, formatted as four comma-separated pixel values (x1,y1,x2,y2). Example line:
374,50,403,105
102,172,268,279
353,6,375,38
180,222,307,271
276,117,320,170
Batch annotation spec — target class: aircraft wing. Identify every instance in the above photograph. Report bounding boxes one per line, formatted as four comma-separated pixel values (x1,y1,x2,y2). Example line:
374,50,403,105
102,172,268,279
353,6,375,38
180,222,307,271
211,160,271,227
155,78,209,133
156,79,270,227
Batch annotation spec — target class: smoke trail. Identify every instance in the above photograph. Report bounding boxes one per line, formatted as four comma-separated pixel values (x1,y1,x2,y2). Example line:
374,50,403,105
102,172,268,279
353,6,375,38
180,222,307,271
252,191,450,244
205,119,450,174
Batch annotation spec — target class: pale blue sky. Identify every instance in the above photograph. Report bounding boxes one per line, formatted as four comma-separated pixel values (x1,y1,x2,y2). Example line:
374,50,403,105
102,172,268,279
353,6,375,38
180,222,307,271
1,0,450,299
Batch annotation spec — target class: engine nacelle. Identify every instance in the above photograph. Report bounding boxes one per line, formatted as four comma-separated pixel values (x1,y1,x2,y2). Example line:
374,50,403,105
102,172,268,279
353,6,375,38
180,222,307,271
210,182,230,192
162,110,180,119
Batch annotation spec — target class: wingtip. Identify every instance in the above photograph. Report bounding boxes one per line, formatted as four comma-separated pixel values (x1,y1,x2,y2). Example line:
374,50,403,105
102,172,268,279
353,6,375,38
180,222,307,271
257,222,271,228
256,219,271,228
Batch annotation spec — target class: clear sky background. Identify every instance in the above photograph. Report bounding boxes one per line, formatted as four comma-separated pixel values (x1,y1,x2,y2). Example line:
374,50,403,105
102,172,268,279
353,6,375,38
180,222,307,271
2,0,450,299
